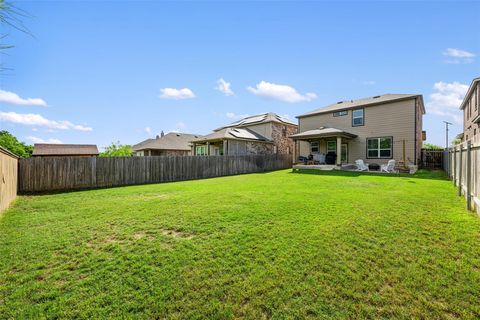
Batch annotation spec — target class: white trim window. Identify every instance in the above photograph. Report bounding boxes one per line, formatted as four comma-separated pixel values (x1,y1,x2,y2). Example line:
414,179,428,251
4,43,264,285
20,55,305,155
310,142,319,153
367,137,392,158
326,141,336,154
352,108,364,126
196,145,207,156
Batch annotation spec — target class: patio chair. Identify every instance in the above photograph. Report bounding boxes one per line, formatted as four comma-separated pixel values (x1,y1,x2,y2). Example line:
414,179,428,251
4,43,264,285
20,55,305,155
355,159,369,171
381,160,396,173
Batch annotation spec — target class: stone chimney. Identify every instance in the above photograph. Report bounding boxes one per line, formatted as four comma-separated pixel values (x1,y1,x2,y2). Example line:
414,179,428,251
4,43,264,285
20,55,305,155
161,130,165,137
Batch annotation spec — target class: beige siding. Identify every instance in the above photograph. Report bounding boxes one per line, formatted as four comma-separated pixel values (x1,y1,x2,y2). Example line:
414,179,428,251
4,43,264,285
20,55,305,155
298,98,418,165
0,149,18,212
245,123,273,139
463,82,480,142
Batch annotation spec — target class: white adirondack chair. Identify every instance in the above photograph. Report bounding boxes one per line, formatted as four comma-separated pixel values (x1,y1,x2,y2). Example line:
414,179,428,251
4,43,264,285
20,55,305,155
355,159,369,171
381,160,396,173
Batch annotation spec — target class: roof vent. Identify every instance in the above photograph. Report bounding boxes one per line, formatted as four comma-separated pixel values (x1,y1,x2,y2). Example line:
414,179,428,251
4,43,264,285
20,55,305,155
373,95,381,99
337,101,343,104
176,133,180,136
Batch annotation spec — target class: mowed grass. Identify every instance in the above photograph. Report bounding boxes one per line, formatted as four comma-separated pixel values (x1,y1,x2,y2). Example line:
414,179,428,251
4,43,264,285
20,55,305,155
1,169,480,319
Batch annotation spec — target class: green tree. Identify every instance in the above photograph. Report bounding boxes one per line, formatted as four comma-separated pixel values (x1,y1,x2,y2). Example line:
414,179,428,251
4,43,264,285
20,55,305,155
423,143,444,150
100,141,133,157
0,130,32,157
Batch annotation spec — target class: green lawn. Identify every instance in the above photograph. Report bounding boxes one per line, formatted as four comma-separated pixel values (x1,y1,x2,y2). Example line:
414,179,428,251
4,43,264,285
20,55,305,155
1,169,479,319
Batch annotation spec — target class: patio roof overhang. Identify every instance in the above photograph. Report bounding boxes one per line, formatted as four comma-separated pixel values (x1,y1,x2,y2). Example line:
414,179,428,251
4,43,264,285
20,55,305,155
290,127,358,141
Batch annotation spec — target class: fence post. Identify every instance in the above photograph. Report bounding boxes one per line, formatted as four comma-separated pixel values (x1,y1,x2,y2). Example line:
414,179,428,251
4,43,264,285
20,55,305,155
453,147,456,185
467,141,472,210
458,145,463,196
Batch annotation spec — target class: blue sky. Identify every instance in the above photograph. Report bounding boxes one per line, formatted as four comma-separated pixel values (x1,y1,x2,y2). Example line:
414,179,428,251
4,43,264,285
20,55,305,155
0,1,479,149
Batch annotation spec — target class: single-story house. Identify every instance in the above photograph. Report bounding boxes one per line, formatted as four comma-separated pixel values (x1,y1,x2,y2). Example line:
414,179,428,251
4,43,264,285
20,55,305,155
32,144,99,157
133,132,202,156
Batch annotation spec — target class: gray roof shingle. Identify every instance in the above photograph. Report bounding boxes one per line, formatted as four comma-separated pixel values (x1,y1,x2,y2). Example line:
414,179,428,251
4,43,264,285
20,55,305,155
132,133,202,151
192,127,272,143
32,144,99,156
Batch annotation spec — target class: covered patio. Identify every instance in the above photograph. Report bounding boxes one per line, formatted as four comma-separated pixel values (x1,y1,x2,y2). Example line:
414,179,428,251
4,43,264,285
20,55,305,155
290,127,358,166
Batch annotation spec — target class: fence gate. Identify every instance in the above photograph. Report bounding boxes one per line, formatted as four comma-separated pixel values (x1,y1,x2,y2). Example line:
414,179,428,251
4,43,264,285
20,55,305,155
420,149,444,169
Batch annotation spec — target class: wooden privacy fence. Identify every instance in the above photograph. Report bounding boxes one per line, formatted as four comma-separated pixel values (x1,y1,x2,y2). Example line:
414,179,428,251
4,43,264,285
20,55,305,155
0,147,18,212
18,154,292,193
446,140,480,214
420,149,444,169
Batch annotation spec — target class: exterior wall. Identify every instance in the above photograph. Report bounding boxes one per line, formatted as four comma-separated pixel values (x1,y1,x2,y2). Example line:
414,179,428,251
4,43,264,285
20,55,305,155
0,148,18,212
415,98,424,164
245,122,297,155
271,123,297,154
245,123,273,139
226,140,274,155
298,98,419,165
463,82,480,142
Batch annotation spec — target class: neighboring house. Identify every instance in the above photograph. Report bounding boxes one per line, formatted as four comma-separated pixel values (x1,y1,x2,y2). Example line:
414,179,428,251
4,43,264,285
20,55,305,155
132,132,202,156
291,94,425,166
32,144,99,157
191,112,298,156
460,77,480,142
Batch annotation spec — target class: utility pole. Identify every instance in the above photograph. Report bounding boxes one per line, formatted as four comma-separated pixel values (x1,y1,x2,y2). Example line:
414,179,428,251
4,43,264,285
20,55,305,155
443,121,453,148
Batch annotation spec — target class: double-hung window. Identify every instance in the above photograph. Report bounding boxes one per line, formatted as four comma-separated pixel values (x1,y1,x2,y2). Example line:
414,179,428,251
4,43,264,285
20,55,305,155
326,141,336,154
352,108,364,126
310,142,319,153
367,137,392,158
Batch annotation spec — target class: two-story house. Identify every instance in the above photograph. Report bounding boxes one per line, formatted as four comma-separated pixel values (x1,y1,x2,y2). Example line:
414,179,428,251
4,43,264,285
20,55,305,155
191,112,298,156
291,94,425,166
460,77,480,142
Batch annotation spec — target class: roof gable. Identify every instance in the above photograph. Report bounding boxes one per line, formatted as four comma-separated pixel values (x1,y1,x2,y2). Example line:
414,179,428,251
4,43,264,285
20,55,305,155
459,77,480,110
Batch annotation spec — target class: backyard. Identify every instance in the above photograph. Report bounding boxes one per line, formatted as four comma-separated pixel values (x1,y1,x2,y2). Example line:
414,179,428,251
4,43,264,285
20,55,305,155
1,169,479,319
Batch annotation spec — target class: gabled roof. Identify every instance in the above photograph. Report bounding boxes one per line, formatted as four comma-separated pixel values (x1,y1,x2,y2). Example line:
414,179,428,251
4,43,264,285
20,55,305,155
297,94,423,118
192,127,272,143
214,112,297,131
290,127,358,140
133,132,202,151
32,144,99,156
459,77,480,110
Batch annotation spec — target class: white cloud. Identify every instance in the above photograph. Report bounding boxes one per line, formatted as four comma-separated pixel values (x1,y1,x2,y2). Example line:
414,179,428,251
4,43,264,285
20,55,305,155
145,127,152,134
215,78,234,96
0,90,47,106
443,48,475,64
159,87,195,100
175,122,186,129
426,81,469,124
226,112,250,119
247,81,317,103
26,136,63,144
362,80,376,86
0,112,93,131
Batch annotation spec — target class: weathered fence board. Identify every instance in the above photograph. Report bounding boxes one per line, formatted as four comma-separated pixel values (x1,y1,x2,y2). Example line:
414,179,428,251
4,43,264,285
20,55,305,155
18,154,292,193
0,147,18,212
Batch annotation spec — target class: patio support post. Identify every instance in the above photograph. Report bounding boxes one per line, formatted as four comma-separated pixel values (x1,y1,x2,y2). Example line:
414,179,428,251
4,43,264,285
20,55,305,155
207,142,210,156
193,143,196,156
336,136,342,166
223,140,228,156
453,147,456,185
